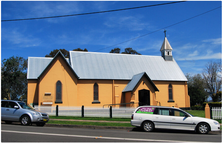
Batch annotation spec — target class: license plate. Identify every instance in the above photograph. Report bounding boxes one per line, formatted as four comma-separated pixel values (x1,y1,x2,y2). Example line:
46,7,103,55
43,119,47,122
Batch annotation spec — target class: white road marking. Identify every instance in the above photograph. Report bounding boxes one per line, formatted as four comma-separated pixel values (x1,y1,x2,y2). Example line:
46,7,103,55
1,130,211,143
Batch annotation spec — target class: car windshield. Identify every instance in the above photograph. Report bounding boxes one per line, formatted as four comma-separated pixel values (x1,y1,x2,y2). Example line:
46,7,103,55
18,102,34,110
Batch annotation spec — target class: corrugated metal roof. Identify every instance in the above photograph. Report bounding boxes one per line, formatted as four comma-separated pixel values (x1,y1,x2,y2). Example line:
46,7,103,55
27,57,70,79
123,72,144,92
27,51,187,81
123,72,159,92
27,57,52,79
69,51,187,81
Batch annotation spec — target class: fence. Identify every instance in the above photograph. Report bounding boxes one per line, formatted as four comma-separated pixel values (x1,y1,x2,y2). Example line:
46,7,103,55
34,106,136,118
212,107,222,119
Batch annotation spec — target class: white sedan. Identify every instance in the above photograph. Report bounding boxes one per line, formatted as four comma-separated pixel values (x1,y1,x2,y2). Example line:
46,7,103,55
131,106,220,134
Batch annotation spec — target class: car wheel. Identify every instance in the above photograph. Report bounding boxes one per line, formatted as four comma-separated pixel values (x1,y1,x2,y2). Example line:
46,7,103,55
142,121,154,132
197,123,210,134
36,123,45,126
20,115,31,126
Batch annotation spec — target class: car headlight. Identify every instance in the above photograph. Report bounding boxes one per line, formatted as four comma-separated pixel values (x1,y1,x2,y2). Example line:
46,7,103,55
213,121,219,125
32,112,40,116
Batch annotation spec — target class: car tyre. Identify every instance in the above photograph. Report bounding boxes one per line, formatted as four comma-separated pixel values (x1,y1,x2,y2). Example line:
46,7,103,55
142,121,154,132
20,115,31,126
197,123,210,134
36,123,45,126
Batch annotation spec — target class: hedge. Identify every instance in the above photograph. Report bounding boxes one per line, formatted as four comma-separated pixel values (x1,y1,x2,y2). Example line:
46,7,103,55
203,102,221,107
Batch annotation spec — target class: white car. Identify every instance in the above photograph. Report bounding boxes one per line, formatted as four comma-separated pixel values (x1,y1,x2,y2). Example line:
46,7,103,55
131,106,220,134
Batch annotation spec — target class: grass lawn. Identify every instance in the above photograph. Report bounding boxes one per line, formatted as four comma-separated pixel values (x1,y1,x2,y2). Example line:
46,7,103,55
185,110,205,117
49,116,131,121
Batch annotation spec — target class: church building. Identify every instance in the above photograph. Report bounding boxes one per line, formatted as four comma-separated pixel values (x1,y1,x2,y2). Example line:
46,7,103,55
27,36,190,109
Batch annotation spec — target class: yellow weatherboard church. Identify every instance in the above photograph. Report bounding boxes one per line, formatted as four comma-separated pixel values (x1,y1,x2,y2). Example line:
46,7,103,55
27,36,190,109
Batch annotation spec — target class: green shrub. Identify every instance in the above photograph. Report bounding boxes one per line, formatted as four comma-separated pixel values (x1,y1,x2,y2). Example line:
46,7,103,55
191,105,203,110
203,102,221,107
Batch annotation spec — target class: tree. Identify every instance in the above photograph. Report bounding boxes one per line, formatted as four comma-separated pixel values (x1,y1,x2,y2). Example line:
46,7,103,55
110,47,141,55
212,91,221,102
186,74,208,107
45,49,69,58
122,48,141,55
202,61,222,102
110,48,120,53
1,56,27,100
73,48,88,52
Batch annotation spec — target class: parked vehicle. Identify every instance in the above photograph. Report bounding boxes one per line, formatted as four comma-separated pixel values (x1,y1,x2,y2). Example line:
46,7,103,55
131,106,220,134
1,100,49,126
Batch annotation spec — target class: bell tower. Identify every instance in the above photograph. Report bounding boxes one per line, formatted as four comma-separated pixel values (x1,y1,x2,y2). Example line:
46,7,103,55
160,30,173,61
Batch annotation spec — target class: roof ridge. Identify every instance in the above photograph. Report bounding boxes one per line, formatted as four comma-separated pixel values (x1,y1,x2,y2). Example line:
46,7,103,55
70,51,160,57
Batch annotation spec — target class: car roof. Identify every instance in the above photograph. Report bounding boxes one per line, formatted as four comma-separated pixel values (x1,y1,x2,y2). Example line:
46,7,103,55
137,106,179,109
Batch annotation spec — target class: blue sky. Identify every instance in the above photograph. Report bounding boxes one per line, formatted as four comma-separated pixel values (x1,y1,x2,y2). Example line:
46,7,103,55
1,1,221,75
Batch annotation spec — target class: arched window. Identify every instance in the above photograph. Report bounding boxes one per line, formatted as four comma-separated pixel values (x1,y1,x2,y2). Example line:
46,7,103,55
168,84,174,102
92,83,100,104
55,81,62,103
94,83,98,101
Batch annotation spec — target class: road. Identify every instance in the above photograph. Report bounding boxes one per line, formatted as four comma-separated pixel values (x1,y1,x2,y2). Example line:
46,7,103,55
1,123,221,142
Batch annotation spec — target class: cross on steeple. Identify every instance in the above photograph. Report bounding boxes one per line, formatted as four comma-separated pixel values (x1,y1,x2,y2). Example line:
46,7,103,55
164,30,166,37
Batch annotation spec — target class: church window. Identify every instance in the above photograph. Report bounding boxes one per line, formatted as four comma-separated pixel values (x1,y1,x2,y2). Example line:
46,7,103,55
168,84,174,102
55,81,62,103
92,83,100,104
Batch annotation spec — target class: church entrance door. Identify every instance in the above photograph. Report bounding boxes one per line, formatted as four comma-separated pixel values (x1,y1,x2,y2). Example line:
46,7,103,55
139,89,150,106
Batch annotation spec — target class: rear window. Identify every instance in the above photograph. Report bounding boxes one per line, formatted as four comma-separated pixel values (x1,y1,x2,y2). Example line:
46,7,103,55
136,107,155,114
159,108,170,116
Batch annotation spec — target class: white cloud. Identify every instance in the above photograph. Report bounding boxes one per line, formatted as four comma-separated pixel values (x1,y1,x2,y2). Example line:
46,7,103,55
2,1,83,23
203,38,222,45
188,50,198,57
104,15,152,31
177,52,222,61
2,28,41,48
175,37,221,61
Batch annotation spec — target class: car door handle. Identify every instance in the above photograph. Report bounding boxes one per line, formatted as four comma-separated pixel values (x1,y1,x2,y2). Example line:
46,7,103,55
172,118,175,120
6,109,9,111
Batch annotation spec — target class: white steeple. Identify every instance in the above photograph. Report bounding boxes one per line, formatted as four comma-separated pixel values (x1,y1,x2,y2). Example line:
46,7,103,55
160,30,173,61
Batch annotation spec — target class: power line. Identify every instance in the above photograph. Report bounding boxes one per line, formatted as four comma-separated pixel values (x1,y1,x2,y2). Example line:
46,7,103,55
93,6,222,52
2,1,184,22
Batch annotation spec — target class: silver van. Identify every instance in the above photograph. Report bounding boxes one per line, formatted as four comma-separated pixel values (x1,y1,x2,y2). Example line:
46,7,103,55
1,100,49,126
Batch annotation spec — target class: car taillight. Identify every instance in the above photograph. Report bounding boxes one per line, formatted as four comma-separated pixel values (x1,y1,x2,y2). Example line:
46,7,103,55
131,114,134,120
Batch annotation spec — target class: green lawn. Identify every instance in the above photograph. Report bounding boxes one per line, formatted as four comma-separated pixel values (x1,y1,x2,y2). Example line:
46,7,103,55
49,116,131,121
185,110,205,117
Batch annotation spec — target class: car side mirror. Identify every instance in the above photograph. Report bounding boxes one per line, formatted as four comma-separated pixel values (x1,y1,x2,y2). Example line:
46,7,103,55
14,106,19,109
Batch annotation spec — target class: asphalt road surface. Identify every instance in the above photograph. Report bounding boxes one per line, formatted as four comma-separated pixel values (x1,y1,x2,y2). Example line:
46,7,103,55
1,123,221,142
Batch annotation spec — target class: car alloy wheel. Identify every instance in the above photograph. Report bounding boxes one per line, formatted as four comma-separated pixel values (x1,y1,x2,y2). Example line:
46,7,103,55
198,123,209,134
143,121,154,132
20,115,31,126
